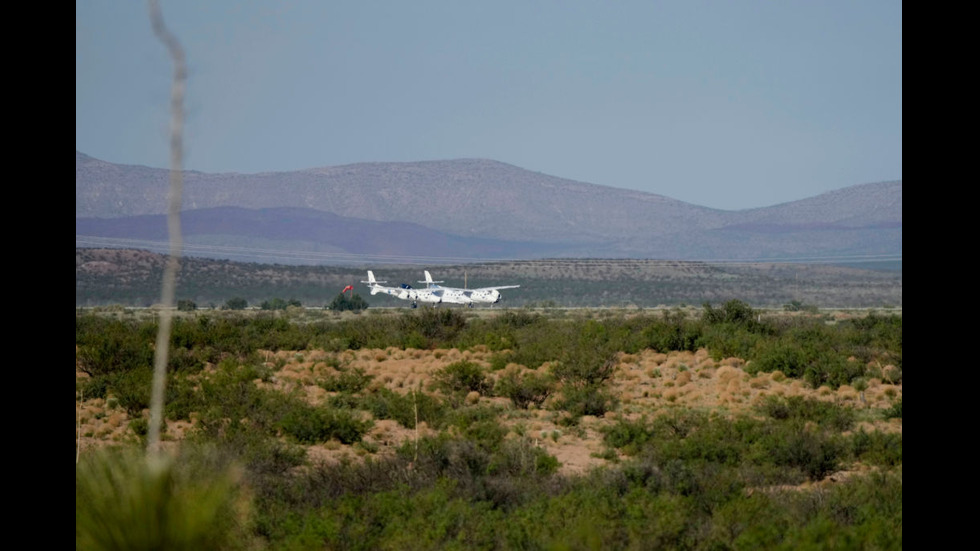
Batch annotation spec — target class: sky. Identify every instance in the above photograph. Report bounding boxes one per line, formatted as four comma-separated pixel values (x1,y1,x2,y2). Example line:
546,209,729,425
76,1,901,211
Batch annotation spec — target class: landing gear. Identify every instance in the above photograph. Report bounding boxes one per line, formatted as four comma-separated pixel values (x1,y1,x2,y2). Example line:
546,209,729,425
411,301,418,309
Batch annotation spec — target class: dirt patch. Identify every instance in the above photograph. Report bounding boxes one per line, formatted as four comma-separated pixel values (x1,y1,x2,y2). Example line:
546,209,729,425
76,347,902,475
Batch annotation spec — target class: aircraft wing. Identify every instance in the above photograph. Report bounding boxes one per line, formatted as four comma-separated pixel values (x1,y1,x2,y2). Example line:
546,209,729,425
474,285,520,291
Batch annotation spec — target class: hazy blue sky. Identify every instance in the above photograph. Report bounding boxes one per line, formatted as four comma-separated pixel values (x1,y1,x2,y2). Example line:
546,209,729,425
76,1,901,210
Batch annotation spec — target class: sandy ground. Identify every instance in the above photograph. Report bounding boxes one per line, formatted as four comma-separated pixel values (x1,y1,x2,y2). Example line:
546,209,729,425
76,346,902,476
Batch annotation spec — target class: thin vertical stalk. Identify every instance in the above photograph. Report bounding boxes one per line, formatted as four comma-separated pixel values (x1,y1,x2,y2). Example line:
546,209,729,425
146,0,186,459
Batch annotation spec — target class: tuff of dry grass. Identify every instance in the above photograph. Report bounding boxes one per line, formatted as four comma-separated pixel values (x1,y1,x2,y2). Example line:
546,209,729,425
77,345,902,475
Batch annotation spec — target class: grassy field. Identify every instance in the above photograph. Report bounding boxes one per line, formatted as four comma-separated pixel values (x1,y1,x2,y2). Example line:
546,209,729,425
76,305,902,549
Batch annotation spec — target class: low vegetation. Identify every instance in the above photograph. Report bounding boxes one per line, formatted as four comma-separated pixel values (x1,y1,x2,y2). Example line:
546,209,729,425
75,248,903,308
76,302,902,549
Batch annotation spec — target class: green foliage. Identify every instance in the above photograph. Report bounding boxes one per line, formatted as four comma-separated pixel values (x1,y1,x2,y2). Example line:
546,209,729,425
494,369,555,409
177,299,197,311
487,437,562,477
358,388,450,430
224,297,248,310
110,366,154,416
761,423,845,481
431,360,491,397
603,417,653,455
76,446,249,550
318,367,373,394
328,292,368,312
850,429,902,467
702,299,760,327
757,396,856,431
636,309,702,352
884,398,902,419
128,417,149,437
76,317,154,377
74,307,902,549
550,321,618,387
401,308,467,344
554,383,618,418
260,297,301,310
278,402,371,445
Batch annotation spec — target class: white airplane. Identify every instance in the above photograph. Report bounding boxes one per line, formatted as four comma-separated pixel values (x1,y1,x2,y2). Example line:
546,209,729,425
420,270,519,307
361,271,442,308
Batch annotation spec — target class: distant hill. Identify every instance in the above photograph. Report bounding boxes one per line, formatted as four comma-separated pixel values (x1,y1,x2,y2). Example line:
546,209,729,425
76,151,901,263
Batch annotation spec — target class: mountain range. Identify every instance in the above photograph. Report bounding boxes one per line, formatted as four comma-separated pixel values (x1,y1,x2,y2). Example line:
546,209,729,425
75,151,901,265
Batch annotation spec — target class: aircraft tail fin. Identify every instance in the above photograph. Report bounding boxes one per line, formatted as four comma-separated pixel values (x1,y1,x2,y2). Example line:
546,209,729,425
420,270,444,288
362,270,386,285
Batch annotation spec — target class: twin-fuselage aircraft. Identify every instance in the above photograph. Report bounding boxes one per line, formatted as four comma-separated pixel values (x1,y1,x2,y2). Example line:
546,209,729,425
361,270,519,308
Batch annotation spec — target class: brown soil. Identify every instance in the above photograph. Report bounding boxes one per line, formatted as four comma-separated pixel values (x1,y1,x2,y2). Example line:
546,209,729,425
76,346,902,477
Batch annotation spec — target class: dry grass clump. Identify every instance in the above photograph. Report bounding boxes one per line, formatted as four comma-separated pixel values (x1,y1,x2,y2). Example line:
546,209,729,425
718,357,745,369
306,350,330,362
676,371,692,387
619,353,639,365
749,375,770,389
716,366,742,386
770,370,786,382
836,385,858,402
663,351,695,371
663,388,682,402
882,365,902,384
693,348,712,366
616,369,642,382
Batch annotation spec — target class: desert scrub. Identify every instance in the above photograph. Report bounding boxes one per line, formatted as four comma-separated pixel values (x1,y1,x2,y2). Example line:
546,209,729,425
432,360,492,396
318,367,373,394
495,368,556,409
756,395,856,431
278,401,371,445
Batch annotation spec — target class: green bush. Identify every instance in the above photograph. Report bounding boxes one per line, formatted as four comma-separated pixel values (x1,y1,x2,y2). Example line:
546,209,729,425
494,369,555,409
318,367,373,394
328,293,367,312
884,398,902,419
260,297,301,310
278,402,371,445
554,383,618,418
432,360,491,396
359,388,450,430
763,424,845,481
224,297,248,310
757,396,856,431
76,446,249,550
603,417,653,455
850,429,902,467
76,318,154,377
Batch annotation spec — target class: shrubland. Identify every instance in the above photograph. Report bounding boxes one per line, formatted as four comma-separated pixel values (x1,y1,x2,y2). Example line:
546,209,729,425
76,301,902,549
